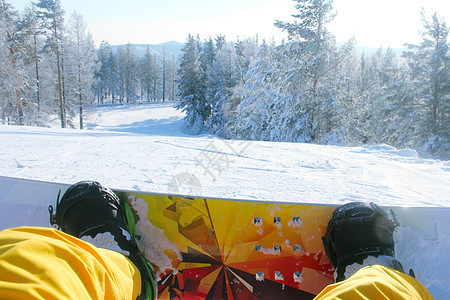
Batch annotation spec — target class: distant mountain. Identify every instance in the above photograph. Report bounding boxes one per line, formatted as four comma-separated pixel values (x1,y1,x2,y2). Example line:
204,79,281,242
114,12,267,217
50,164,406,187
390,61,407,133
355,45,406,56
111,41,406,61
110,41,184,59
337,42,406,56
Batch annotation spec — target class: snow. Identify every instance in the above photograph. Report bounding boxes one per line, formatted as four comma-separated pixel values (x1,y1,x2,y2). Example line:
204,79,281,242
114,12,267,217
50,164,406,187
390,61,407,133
129,194,181,279
0,102,449,297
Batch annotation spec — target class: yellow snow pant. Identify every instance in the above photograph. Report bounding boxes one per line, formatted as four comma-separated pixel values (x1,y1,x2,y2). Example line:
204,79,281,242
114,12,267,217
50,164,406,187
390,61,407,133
314,265,433,300
0,227,141,300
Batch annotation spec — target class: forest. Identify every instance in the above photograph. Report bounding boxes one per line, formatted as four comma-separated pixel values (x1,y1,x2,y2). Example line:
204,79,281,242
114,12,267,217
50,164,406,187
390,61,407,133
0,0,176,129
0,0,449,159
177,1,449,159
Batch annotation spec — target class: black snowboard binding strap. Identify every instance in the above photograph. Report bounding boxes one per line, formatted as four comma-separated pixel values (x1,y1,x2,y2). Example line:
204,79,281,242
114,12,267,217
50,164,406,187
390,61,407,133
48,181,157,300
322,202,400,282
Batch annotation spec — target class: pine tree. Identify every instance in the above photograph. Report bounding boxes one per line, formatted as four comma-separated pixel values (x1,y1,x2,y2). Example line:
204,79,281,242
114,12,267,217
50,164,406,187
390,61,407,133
200,37,215,72
225,0,361,145
224,40,281,141
117,44,139,103
234,37,259,81
95,40,110,103
95,42,119,103
162,47,166,102
107,49,119,103
403,11,449,157
272,0,339,142
139,46,158,101
176,35,209,133
207,41,240,131
359,48,411,148
169,55,177,101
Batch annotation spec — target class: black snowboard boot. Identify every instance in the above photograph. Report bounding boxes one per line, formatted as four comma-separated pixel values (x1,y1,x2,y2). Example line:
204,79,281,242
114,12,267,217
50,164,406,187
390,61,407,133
322,202,407,282
49,180,157,300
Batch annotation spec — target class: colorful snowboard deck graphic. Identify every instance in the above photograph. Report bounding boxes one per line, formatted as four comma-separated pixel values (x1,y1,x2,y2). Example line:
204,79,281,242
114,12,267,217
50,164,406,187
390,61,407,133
118,192,335,299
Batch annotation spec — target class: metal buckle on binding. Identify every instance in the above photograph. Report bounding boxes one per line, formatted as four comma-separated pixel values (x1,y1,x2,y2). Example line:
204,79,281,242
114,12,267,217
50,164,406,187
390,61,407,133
49,190,61,229
388,209,400,230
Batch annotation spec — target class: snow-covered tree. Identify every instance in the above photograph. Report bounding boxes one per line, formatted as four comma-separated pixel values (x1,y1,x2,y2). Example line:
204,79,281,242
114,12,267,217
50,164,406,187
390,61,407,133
21,4,45,122
223,0,361,145
207,41,242,132
234,37,259,81
0,1,36,125
274,0,336,97
94,40,111,102
403,11,449,158
139,46,158,101
0,1,19,124
34,0,65,127
355,48,409,147
224,41,281,140
167,55,178,101
64,12,97,129
269,0,343,142
117,43,139,103
201,37,215,72
176,35,209,133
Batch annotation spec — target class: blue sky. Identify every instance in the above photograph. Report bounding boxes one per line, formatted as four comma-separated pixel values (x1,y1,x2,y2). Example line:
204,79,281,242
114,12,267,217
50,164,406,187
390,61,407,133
8,0,450,48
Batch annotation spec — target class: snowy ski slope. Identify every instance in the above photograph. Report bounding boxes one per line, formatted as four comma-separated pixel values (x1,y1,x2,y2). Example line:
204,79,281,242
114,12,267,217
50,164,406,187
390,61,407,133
0,102,449,297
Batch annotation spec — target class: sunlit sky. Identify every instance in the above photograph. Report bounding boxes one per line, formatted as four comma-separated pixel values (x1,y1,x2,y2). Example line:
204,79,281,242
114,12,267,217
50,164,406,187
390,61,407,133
8,0,450,48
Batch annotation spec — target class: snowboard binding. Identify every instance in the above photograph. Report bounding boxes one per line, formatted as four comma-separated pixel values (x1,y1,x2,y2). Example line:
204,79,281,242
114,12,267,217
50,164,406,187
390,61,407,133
49,180,157,300
322,202,405,282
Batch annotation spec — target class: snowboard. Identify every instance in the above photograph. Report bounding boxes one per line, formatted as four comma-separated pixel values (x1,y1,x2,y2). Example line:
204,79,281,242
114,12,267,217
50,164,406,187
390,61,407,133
0,175,446,299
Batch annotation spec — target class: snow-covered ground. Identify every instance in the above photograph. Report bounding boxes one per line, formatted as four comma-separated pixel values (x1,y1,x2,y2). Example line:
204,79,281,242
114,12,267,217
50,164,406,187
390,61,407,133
2,103,449,207
1,102,449,298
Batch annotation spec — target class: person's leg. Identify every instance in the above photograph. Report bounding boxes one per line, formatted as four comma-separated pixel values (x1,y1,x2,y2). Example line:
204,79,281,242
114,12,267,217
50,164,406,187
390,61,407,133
49,180,157,299
314,265,433,299
317,202,432,299
0,226,141,299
